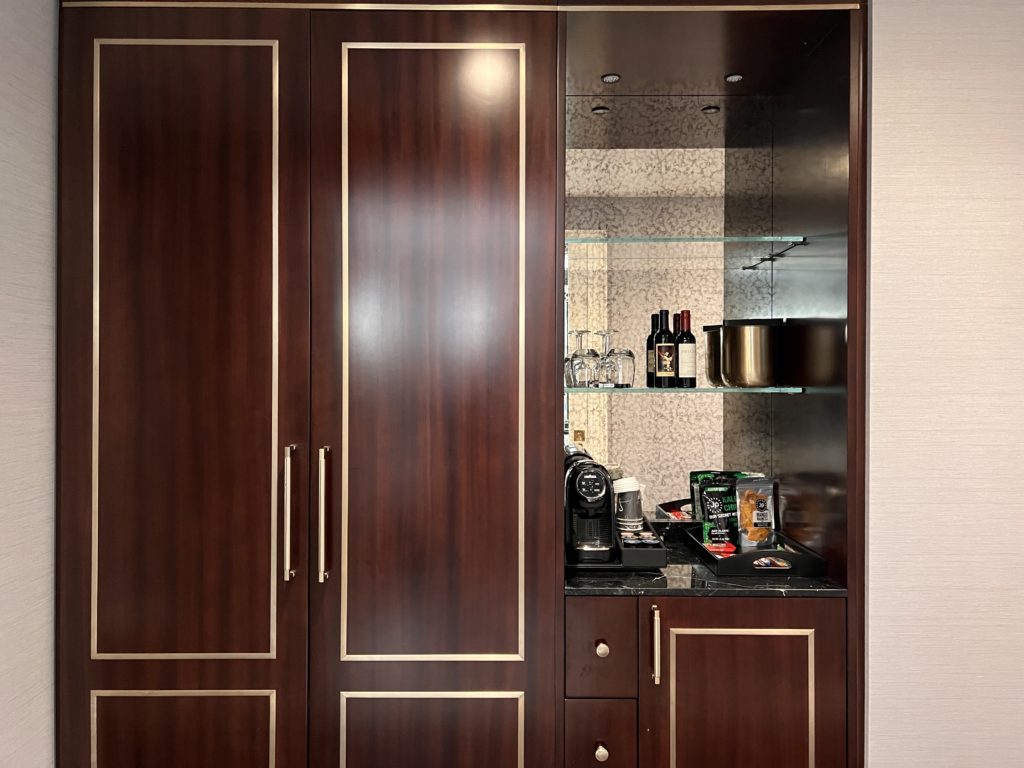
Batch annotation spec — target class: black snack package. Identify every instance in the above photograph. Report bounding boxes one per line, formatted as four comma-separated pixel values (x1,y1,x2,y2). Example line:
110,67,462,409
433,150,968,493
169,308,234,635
691,470,764,520
701,482,739,547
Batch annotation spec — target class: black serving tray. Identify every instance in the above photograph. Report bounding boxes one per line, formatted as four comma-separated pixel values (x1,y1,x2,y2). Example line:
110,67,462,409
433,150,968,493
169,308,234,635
654,497,696,522
681,525,826,577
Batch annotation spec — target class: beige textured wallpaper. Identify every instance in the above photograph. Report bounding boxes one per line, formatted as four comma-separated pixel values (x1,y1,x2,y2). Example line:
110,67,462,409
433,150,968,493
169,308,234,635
0,1,56,764
869,0,1024,764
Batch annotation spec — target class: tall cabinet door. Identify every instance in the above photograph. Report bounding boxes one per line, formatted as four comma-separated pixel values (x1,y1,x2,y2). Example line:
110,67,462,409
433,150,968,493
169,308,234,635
57,9,310,767
310,11,560,768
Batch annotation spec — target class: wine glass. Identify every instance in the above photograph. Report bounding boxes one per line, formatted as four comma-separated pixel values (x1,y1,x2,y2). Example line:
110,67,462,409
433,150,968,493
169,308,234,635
570,331,601,388
564,330,579,387
594,331,617,388
605,330,636,388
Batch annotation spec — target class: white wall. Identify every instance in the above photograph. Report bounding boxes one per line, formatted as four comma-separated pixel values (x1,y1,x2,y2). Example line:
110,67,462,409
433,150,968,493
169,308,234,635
869,0,1024,764
0,0,57,765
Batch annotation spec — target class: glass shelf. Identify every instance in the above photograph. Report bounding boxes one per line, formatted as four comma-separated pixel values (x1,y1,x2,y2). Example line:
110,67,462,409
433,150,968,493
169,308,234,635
564,235,806,245
565,386,806,395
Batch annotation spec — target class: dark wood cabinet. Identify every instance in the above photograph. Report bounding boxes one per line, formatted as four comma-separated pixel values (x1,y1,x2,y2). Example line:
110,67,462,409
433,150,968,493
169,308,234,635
565,699,637,768
308,11,559,767
566,597,638,698
638,597,847,768
563,595,846,768
58,5,866,768
58,8,311,767
58,5,559,768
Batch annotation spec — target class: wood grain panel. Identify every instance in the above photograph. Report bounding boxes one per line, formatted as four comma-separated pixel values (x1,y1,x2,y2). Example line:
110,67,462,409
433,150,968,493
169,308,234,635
564,699,636,768
58,9,310,766
93,692,274,767
309,10,559,768
95,40,275,657
341,694,522,768
565,596,637,698
343,43,522,658
638,597,846,768
672,632,811,766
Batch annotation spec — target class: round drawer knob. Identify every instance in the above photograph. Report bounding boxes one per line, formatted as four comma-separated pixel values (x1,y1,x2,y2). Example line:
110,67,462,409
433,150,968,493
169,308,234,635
595,743,610,762
595,641,611,658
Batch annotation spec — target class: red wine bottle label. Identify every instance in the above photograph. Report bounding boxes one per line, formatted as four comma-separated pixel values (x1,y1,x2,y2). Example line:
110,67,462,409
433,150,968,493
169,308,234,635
677,344,697,378
655,343,675,377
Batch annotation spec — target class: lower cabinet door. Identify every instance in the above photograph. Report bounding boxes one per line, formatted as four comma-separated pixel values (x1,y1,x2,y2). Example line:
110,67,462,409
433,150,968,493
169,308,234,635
565,699,637,768
638,597,846,768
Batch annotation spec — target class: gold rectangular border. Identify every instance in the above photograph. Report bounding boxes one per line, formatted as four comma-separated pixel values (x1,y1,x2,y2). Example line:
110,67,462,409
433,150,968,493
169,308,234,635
340,42,526,662
90,689,277,768
91,39,280,660
669,628,815,767
339,691,524,768
64,3,862,11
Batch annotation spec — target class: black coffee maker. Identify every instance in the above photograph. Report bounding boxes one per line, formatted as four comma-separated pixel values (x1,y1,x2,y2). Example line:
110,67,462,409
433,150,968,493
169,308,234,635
564,442,615,564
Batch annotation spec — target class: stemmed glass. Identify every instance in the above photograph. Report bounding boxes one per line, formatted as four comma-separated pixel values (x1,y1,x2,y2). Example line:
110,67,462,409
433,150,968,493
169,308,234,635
569,331,601,388
596,330,635,388
564,331,579,387
594,331,617,387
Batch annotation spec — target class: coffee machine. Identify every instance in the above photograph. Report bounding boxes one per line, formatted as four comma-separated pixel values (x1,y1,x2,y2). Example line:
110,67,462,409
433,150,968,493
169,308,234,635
564,442,615,564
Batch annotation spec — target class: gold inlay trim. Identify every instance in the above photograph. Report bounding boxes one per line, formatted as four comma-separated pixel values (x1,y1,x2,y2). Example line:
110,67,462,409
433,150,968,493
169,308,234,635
340,42,526,663
91,38,280,660
64,2,861,10
668,628,816,767
339,691,524,768
90,689,277,768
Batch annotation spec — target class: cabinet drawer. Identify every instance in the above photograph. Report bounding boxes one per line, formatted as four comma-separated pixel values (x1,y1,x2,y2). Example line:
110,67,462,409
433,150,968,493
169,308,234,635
566,597,638,698
565,699,636,768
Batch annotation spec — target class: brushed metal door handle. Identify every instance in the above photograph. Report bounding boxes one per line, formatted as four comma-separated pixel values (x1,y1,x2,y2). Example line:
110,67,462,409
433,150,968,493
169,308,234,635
652,604,661,685
282,444,297,581
318,446,330,583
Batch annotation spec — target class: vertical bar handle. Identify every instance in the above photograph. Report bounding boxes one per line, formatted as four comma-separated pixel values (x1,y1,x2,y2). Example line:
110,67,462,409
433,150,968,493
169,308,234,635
282,444,296,581
652,604,661,685
318,446,330,583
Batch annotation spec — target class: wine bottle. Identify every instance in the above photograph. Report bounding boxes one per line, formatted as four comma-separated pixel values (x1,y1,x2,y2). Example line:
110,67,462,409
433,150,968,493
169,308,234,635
676,309,697,388
645,313,658,388
654,309,675,388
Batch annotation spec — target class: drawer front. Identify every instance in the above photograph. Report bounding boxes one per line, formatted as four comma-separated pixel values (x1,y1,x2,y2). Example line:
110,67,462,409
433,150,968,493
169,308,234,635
565,699,637,768
566,597,638,698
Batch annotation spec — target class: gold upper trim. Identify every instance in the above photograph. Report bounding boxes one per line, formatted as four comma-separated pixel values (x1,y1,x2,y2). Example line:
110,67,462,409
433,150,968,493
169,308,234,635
339,692,524,768
64,2,861,11
91,38,280,661
340,42,526,663
668,628,816,767
91,690,277,768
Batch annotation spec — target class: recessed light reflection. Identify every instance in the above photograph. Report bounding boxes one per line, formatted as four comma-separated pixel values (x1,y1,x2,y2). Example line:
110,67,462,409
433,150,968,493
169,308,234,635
460,50,515,104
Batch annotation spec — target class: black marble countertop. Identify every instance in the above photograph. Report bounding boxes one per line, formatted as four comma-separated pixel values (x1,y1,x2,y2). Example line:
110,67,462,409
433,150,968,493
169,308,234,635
564,542,846,598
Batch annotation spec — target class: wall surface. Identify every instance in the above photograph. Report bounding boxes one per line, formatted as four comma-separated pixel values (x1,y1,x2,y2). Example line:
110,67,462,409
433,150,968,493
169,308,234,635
0,0,57,765
869,0,1024,764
